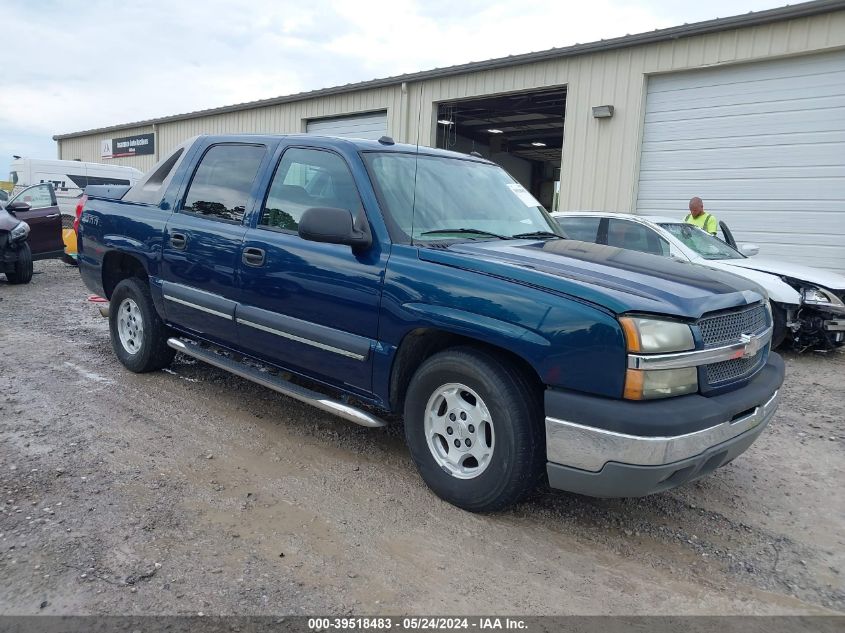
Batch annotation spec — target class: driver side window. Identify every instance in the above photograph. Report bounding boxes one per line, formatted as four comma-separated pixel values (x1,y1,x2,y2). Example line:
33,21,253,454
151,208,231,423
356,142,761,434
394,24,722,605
12,183,55,209
260,148,362,232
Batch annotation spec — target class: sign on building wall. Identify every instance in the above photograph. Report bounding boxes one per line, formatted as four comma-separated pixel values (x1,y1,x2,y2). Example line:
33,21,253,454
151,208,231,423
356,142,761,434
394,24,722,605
101,133,155,159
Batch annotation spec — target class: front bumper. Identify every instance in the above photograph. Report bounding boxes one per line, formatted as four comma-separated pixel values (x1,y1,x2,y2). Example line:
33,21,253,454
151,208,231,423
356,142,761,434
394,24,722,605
545,353,784,497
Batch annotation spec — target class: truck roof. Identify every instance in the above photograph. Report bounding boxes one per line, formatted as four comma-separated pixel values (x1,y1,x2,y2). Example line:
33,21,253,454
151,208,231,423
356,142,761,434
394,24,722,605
192,134,493,162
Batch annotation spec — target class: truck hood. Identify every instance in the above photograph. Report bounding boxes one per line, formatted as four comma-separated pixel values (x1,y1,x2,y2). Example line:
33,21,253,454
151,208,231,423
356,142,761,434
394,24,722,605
419,239,767,320
714,257,845,291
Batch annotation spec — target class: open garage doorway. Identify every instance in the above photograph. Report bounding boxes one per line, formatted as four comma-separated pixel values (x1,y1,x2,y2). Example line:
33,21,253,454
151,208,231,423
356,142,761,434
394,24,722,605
435,87,566,210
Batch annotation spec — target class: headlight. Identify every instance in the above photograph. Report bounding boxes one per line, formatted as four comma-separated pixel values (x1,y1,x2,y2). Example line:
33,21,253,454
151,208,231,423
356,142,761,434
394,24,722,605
624,367,698,400
619,317,694,353
801,286,845,309
620,316,697,400
9,221,29,242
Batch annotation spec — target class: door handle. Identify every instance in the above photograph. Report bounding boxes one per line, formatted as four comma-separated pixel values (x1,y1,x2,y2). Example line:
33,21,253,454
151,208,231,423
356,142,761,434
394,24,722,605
242,247,265,267
170,232,187,250
45,213,60,218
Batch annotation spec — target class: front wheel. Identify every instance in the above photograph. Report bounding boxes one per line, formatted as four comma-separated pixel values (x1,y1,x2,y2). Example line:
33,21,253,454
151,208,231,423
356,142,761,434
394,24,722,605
404,347,544,512
109,277,175,373
6,242,33,284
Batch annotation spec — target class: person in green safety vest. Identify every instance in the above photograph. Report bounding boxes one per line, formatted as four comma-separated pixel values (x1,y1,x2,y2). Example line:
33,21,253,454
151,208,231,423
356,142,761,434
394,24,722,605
684,197,718,235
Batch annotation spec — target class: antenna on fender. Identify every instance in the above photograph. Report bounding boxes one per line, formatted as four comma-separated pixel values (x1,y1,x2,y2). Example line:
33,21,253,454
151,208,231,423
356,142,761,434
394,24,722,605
409,83,424,245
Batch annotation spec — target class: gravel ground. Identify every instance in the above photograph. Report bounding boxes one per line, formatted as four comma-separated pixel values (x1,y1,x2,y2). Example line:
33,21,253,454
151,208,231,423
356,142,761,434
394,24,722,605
0,260,842,616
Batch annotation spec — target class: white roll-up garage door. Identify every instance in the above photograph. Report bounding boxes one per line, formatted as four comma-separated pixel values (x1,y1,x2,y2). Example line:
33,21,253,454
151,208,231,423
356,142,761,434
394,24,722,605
306,111,388,141
636,50,845,273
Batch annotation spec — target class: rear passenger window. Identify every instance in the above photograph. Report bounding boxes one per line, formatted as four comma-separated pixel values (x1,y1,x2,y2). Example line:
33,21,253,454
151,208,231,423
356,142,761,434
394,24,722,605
606,219,669,256
182,144,265,223
557,216,600,242
260,148,362,232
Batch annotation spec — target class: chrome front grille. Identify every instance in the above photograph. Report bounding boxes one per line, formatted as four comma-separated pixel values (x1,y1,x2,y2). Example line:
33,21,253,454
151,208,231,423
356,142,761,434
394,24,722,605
697,303,770,389
704,349,765,385
698,303,767,348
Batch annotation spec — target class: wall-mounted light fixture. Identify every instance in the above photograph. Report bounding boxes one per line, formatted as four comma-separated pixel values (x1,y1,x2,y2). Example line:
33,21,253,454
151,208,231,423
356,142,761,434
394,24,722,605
592,105,614,118
437,119,454,125
487,128,504,134
531,141,547,147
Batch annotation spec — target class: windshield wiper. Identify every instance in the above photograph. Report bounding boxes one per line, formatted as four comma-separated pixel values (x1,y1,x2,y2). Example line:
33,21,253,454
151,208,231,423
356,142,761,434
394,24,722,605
510,230,563,240
419,228,509,240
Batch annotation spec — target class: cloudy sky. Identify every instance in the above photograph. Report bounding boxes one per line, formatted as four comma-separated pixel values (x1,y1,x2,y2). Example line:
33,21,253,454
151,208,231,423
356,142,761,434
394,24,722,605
1,0,786,177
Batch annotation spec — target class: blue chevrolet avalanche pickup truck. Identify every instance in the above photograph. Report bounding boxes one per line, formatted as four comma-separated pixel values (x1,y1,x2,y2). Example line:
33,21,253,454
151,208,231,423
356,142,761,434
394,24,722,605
77,134,784,511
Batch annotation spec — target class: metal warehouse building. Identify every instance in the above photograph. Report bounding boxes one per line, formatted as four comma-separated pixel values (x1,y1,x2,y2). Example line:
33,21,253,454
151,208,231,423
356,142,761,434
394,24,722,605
54,0,845,271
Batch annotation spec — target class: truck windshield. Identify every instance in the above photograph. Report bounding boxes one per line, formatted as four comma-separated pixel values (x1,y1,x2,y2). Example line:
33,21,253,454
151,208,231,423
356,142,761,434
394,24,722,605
659,223,744,260
363,152,563,242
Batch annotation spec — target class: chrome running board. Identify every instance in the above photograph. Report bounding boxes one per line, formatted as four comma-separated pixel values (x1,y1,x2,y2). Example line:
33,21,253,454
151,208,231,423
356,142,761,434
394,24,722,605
166,338,387,428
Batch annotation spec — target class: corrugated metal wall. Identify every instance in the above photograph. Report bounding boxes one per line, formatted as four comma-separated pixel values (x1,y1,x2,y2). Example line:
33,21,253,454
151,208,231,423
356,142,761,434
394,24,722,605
58,10,845,214
59,86,406,173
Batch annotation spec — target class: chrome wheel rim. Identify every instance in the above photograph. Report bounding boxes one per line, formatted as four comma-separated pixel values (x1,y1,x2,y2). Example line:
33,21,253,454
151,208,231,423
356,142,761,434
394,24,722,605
424,383,494,479
116,298,144,355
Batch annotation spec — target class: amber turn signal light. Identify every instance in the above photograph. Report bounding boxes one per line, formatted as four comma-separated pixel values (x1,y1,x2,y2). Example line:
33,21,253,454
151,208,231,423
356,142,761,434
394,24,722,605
624,369,644,400
619,317,641,353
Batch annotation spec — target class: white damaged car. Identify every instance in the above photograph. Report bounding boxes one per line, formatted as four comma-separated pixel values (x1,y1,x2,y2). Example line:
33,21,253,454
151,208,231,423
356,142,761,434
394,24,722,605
552,212,845,351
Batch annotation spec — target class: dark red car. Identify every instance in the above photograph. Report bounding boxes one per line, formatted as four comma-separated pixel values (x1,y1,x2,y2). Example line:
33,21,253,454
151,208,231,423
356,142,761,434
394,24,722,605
4,184,64,258
1,183,64,284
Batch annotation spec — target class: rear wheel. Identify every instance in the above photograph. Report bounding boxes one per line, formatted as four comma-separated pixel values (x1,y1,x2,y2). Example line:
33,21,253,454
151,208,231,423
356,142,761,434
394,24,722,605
404,347,544,512
6,243,33,284
109,277,175,372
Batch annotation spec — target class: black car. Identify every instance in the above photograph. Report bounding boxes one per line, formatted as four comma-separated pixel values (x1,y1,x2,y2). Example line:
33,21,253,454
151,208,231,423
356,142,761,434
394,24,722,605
0,204,32,283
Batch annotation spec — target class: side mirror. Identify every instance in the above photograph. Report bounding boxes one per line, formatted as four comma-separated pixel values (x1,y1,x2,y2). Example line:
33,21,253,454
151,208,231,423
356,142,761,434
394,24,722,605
739,243,759,257
298,207,372,251
6,200,31,212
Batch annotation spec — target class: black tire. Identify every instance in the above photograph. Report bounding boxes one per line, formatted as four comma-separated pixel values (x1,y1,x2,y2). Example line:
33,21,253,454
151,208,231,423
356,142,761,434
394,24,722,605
109,277,175,373
771,302,788,349
404,346,544,512
6,242,33,284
